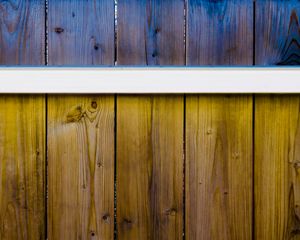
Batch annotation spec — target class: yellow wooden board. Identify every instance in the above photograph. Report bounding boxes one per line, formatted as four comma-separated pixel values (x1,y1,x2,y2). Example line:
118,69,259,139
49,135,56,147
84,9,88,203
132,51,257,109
48,96,114,239
0,95,45,239
186,95,253,239
255,95,300,239
117,96,184,239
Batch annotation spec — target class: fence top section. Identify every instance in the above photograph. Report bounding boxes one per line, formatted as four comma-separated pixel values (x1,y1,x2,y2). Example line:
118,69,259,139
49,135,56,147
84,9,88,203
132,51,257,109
0,67,299,93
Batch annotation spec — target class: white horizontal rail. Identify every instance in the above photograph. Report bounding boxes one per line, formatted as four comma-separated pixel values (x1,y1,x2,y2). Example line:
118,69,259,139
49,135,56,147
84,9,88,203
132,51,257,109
0,68,299,93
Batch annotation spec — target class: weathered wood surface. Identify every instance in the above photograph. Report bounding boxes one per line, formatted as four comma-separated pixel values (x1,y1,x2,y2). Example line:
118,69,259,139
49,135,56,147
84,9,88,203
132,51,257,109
256,0,300,65
1,1,300,239
255,1,300,239
48,96,114,240
48,0,114,65
0,1,45,239
0,96,45,240
186,0,253,239
186,95,252,240
0,0,45,65
47,1,115,239
187,0,253,65
117,0,185,239
255,96,300,240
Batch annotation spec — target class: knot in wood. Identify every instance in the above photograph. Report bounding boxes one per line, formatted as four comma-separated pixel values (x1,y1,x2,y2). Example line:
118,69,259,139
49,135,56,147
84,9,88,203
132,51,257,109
91,101,97,109
165,207,177,216
102,214,110,222
54,27,64,34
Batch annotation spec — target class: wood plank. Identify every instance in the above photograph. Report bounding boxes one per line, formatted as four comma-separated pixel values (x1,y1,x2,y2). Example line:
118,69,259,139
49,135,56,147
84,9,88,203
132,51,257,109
0,1,45,239
117,0,184,239
187,0,253,65
0,96,45,240
255,0,300,65
255,1,300,239
47,1,115,239
255,96,300,239
186,0,253,239
48,0,114,65
48,96,114,240
117,96,183,240
186,95,252,239
0,0,45,65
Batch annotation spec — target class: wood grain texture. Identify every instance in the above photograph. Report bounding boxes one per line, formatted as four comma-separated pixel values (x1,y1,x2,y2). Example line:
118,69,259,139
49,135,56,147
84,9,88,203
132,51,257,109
187,0,253,65
255,96,300,240
0,0,45,64
48,1,115,239
117,96,183,240
48,0,114,65
256,0,300,65
0,96,45,240
186,96,253,240
117,0,184,239
48,96,114,240
117,0,184,65
0,1,45,239
255,1,300,239
186,0,253,239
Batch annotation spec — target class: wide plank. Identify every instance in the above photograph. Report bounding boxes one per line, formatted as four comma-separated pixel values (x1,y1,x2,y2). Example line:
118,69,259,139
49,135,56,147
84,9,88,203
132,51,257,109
186,0,253,239
47,1,115,239
48,96,114,240
255,1,300,238
117,0,185,239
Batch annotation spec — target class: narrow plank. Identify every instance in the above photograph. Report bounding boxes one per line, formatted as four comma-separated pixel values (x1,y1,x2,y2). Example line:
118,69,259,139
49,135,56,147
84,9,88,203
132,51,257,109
186,0,253,239
117,0,185,239
47,1,115,239
0,1,45,239
255,1,300,238
255,96,300,239
0,96,45,240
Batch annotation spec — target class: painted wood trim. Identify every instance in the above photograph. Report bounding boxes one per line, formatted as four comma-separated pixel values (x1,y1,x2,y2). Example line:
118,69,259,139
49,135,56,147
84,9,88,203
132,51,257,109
0,68,299,93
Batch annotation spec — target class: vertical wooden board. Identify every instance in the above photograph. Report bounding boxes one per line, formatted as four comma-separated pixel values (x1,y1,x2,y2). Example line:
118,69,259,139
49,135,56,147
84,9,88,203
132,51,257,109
48,96,114,240
255,0,300,65
117,0,184,65
187,0,253,65
0,96,45,240
0,1,45,239
48,0,114,65
255,96,300,239
0,0,45,64
186,0,253,239
117,0,184,239
117,96,183,240
47,1,115,239
186,95,252,240
255,1,300,239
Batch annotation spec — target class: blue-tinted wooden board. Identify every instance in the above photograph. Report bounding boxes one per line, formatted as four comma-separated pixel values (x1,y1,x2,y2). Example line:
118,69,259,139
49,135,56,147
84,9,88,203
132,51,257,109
186,0,253,239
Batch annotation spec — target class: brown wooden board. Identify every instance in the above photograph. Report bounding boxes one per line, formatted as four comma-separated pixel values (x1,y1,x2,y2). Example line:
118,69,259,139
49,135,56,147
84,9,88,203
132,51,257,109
255,1,300,239
47,1,115,239
255,96,300,239
0,1,45,239
186,0,253,239
117,0,185,239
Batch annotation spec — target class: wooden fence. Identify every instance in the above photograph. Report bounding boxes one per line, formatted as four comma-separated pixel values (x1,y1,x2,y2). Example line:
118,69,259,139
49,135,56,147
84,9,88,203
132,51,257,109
0,0,299,239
